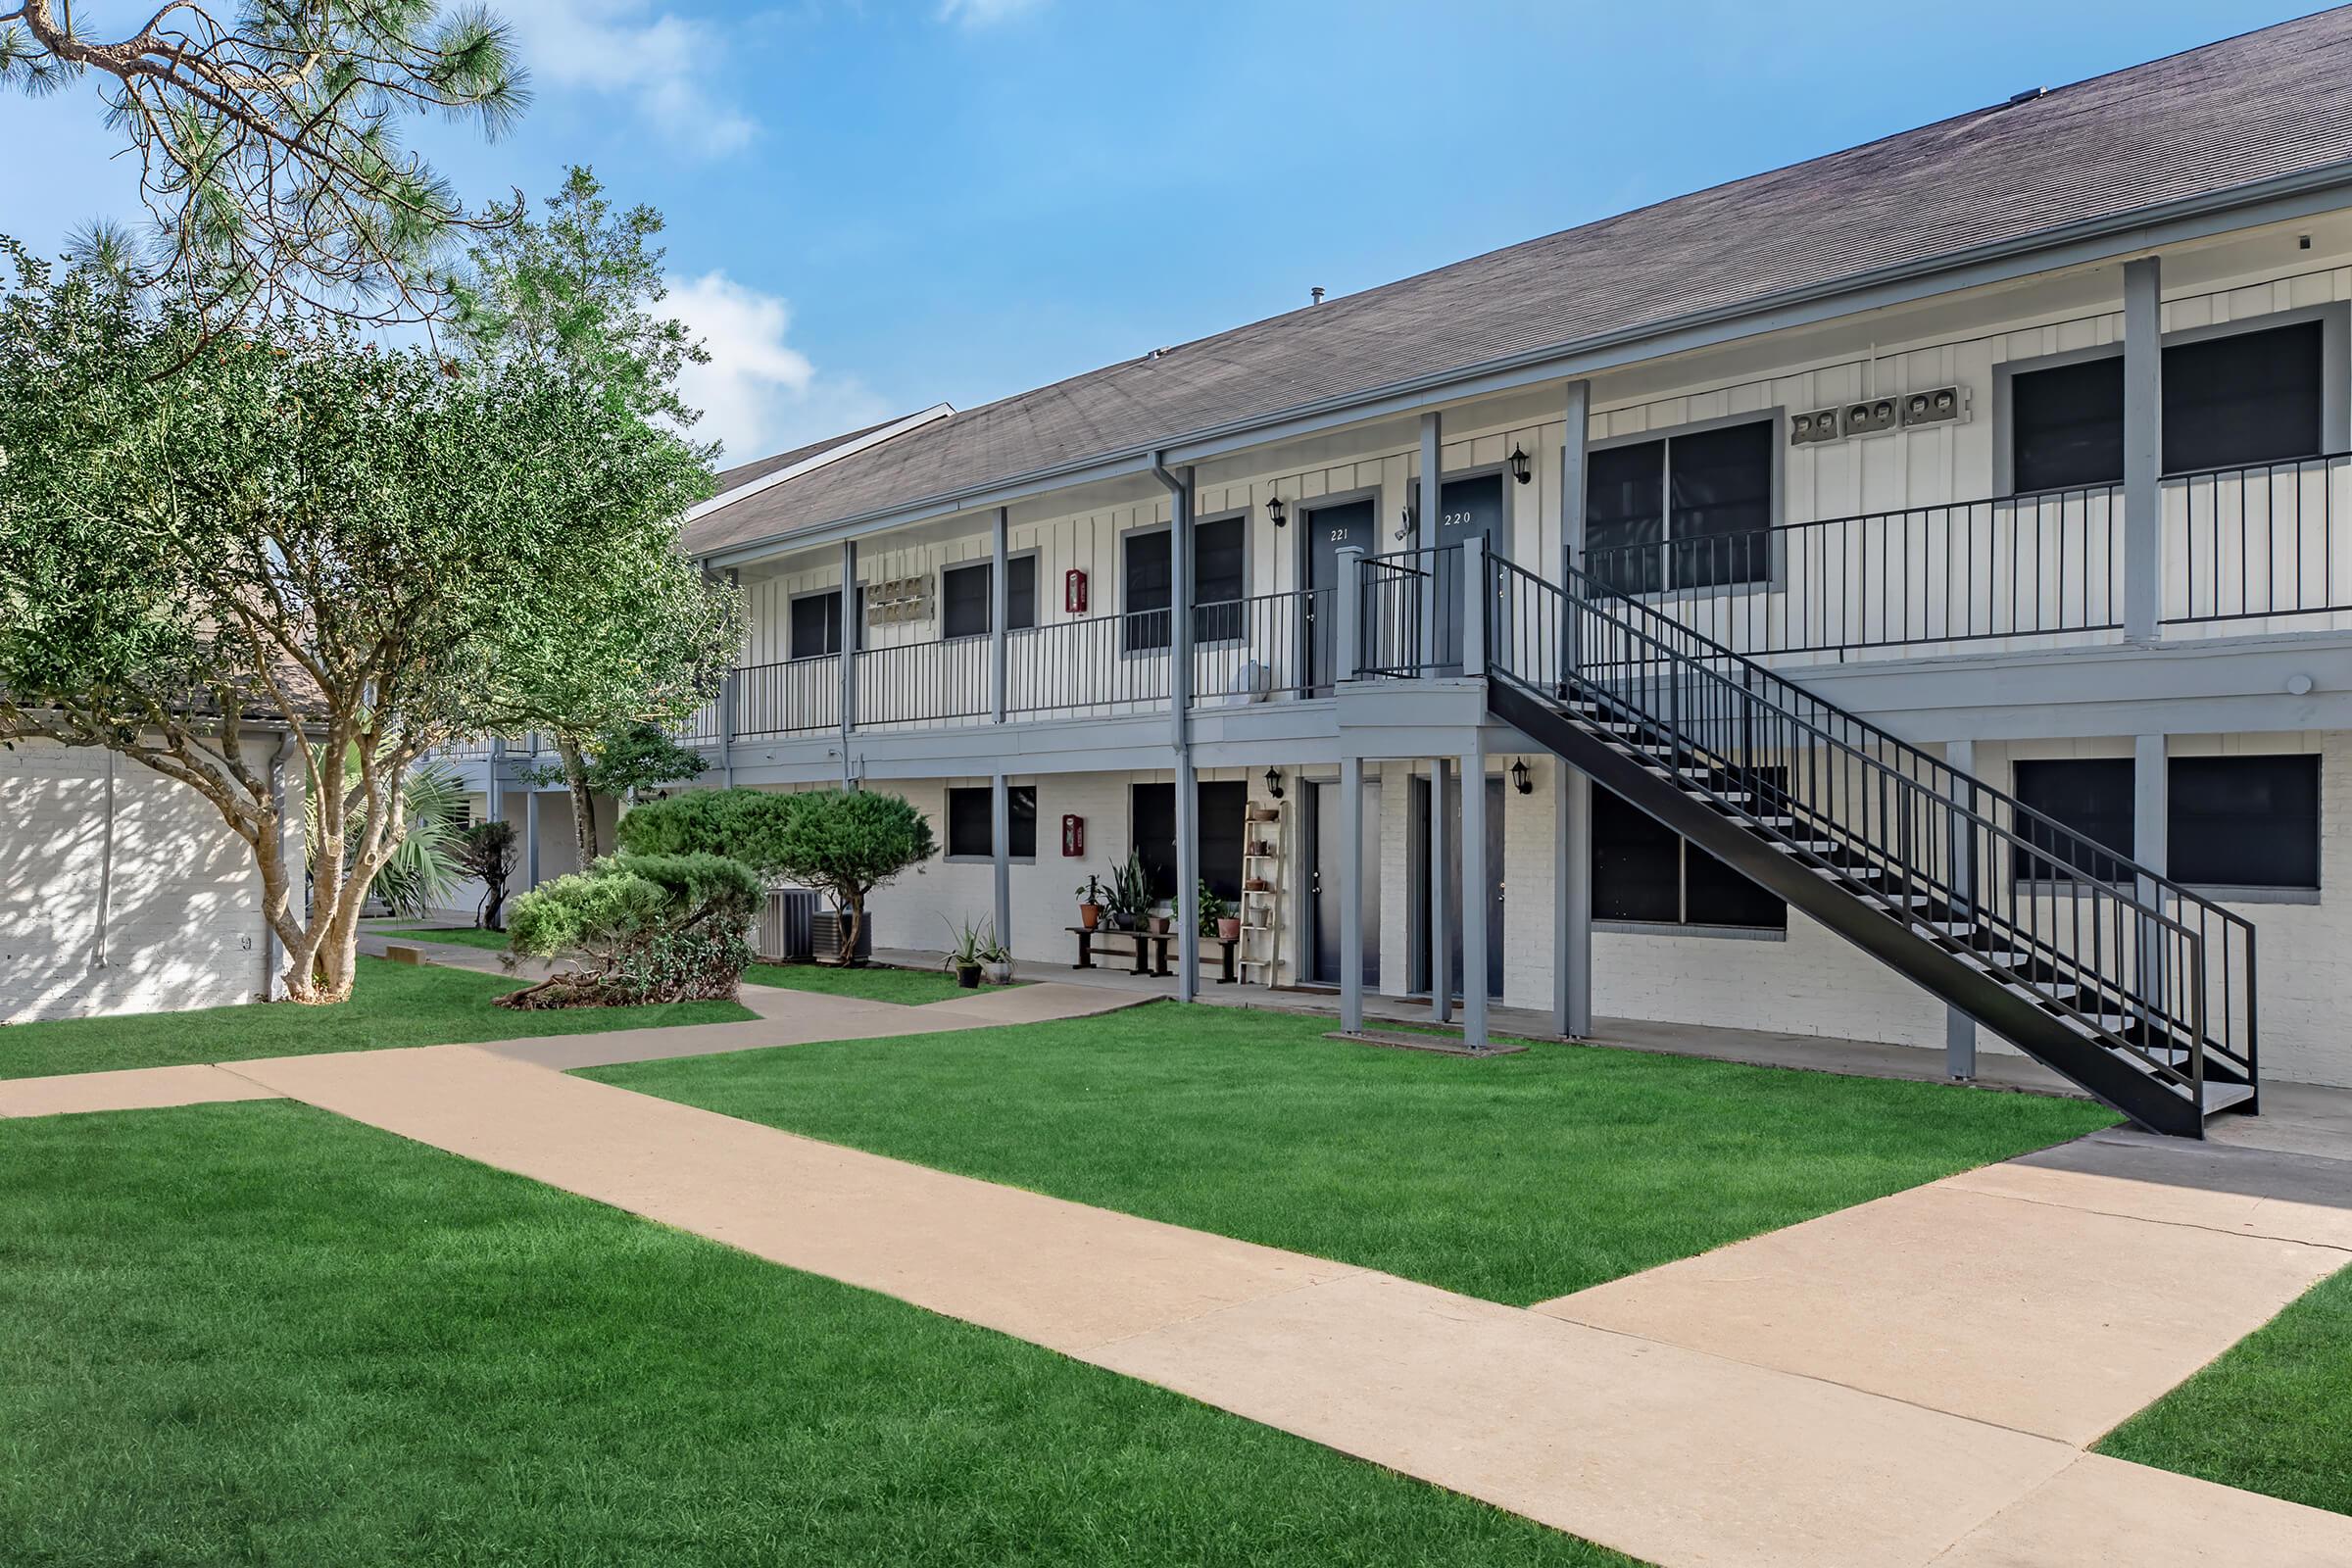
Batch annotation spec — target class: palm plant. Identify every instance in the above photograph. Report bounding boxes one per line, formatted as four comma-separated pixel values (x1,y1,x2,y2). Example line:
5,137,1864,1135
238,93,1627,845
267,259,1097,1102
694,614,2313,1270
307,753,469,921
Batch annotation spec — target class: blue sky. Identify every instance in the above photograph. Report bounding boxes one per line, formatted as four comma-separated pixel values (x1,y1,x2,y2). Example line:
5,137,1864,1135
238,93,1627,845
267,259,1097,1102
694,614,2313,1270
0,0,2323,464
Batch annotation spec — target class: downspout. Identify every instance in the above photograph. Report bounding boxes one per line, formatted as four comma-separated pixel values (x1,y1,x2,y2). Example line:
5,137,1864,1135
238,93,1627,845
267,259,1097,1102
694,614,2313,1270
1149,455,1200,999
90,746,116,974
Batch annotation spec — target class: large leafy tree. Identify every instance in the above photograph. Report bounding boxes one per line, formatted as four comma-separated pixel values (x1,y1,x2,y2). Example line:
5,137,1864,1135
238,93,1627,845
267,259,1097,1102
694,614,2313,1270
452,165,734,864
0,244,726,1002
0,0,526,325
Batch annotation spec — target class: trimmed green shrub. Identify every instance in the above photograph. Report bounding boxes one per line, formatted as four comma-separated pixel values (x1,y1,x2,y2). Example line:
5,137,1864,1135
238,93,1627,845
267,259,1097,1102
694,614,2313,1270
499,853,760,1009
614,789,803,879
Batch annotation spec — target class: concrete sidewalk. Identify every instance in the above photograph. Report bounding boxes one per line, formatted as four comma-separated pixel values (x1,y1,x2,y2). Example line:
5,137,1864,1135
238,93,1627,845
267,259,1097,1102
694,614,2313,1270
213,1039,2352,1568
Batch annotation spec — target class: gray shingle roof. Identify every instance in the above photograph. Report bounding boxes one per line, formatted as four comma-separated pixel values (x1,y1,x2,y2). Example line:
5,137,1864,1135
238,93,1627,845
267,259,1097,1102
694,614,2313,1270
687,8,2352,560
710,414,911,493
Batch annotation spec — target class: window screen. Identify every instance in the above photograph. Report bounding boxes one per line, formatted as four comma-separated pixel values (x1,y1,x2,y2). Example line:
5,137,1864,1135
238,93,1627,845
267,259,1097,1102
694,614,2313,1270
1194,516,1247,643
1129,780,1246,902
945,785,1038,859
1007,556,1038,631
2012,759,2134,882
1123,530,1173,653
1592,780,1786,930
1585,421,1773,594
2164,320,2326,475
941,563,991,640
2010,356,2126,494
946,787,992,858
2009,318,2329,493
789,593,842,660
2168,755,2319,889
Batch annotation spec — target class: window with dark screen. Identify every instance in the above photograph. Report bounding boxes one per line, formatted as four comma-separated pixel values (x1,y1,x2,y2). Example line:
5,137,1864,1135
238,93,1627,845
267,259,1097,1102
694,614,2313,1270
2168,755,2319,889
941,563,991,640
1129,780,1246,902
1592,778,1787,930
2012,759,2134,883
945,785,1038,859
789,592,843,660
1586,419,1774,594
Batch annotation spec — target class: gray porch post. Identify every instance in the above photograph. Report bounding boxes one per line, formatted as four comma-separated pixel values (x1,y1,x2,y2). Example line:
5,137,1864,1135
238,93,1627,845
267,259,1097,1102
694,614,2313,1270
990,507,1009,724
1555,378,1594,1038
992,771,1012,982
1340,752,1365,1032
1944,737,1980,1079
1160,459,1200,1000
838,540,858,787
717,565,740,787
1428,757,1450,1023
523,786,540,890
1418,411,1444,669
486,738,506,853
1460,730,1490,1051
1336,546,1365,681
2123,257,2164,645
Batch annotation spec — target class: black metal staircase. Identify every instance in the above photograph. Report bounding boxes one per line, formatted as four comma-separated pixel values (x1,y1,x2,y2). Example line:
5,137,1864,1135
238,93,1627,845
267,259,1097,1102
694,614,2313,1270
1476,554,2259,1138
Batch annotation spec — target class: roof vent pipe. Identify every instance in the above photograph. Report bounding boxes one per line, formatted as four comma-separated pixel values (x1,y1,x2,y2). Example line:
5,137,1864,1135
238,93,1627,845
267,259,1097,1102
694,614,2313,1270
1310,286,1326,306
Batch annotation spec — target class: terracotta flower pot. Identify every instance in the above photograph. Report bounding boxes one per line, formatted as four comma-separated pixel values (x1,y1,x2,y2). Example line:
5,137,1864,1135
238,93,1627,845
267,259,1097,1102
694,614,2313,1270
1078,903,1102,930
1216,916,1241,941
1148,914,1171,935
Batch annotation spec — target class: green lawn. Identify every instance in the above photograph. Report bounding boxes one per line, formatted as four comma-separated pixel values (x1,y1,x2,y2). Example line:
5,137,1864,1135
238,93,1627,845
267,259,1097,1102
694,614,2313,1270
2099,1260,2352,1515
588,1004,2116,1305
382,924,511,953
744,959,1021,1005
0,1102,1633,1567
0,957,755,1080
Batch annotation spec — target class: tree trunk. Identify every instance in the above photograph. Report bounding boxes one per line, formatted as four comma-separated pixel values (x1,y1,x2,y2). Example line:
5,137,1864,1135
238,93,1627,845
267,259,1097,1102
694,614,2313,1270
841,893,865,967
558,737,600,867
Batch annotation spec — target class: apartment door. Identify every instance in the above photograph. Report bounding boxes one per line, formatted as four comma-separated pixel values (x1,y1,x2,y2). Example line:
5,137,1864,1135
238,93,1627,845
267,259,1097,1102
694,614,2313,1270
1411,771,1505,1001
1431,472,1506,669
1305,775,1382,988
1302,497,1379,692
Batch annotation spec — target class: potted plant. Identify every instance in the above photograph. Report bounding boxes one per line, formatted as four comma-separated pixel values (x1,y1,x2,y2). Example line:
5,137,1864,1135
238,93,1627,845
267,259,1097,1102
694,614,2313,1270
940,915,1009,989
1075,873,1105,931
1148,901,1172,936
1200,882,1240,943
1244,875,1271,893
1106,851,1152,932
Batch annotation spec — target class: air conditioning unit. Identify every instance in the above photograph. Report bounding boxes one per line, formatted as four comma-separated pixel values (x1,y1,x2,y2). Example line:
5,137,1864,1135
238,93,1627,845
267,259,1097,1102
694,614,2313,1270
809,907,873,964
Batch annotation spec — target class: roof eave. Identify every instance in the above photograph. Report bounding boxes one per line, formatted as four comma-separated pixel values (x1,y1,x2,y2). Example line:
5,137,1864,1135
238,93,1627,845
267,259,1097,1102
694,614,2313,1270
698,155,2352,570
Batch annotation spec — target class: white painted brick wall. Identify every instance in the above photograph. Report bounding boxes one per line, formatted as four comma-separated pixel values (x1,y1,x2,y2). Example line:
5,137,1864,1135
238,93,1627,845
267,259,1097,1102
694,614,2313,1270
1,737,280,1024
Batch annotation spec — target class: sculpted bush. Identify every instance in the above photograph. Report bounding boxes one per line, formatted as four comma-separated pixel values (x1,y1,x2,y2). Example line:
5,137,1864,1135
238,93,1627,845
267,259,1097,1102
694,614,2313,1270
498,853,759,1009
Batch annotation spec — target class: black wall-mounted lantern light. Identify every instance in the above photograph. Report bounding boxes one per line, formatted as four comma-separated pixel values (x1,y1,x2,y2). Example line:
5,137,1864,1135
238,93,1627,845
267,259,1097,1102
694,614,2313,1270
1508,444,1533,485
1263,767,1285,801
1509,758,1533,795
1265,495,1288,528
1396,501,1417,542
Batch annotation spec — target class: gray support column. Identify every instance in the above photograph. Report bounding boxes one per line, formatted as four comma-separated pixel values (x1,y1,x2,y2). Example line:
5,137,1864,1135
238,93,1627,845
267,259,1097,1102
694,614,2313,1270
1336,546,1365,681
1161,461,1200,996
1560,378,1592,681
486,738,506,850
1340,753,1365,1033
1460,733,1490,1052
1553,378,1596,1039
990,507,1009,724
991,771,1012,982
523,787,541,890
2124,258,2164,645
838,540,858,786
717,565,740,787
1418,411,1443,668
1944,738,1979,1080
1428,757,1450,1023
1554,761,1592,1038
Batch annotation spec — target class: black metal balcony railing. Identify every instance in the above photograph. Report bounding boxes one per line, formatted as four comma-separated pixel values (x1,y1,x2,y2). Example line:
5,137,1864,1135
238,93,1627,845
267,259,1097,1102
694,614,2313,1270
2168,450,2352,627
419,454,2350,763
735,655,840,740
1581,482,2128,660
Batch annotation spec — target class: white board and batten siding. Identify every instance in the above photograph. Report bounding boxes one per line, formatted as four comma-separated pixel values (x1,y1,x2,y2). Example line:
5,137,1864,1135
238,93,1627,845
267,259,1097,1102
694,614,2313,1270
1,736,295,1025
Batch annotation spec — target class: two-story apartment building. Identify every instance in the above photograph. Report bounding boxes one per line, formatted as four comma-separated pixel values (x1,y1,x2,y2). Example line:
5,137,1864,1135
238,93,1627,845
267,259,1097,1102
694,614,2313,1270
449,10,2352,1136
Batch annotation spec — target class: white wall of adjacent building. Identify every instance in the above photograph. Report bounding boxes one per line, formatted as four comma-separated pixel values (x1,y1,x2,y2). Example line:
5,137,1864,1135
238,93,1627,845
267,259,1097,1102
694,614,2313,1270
0,736,296,1025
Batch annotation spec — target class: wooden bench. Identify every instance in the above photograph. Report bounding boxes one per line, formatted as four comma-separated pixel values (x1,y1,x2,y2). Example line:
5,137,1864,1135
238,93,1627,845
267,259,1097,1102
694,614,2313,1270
1068,926,1238,984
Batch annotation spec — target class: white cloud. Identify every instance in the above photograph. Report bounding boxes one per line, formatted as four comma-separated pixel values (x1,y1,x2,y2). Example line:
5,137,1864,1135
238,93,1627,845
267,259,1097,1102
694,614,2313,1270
500,0,757,156
666,270,894,465
936,0,1048,28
